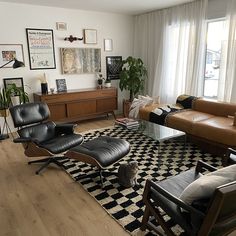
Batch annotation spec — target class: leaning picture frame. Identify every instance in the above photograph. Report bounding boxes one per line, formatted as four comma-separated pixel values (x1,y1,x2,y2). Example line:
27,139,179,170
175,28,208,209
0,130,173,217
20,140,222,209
26,28,56,70
0,44,25,68
106,56,122,80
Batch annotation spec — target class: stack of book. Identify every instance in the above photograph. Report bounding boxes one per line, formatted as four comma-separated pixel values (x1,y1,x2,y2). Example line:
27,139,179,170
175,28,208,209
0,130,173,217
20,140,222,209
115,117,139,129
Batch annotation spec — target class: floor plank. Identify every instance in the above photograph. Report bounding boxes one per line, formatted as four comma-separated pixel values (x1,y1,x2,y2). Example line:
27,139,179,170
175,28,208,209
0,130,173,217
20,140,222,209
0,116,129,236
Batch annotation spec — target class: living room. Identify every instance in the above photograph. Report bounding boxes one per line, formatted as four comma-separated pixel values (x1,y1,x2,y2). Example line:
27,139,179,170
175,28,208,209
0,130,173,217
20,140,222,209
0,0,236,235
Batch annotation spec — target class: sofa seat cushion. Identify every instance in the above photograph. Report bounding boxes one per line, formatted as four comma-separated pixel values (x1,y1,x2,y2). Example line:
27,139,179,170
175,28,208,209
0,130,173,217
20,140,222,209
166,110,215,134
192,116,236,146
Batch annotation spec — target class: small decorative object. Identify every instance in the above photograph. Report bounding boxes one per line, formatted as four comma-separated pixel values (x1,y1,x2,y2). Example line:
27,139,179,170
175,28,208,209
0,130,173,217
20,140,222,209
26,28,56,70
104,78,111,88
0,44,25,68
56,79,67,92
39,73,48,94
118,161,138,188
104,39,113,51
83,29,97,44
56,22,67,31
106,56,122,80
64,35,83,43
97,73,103,89
50,87,55,94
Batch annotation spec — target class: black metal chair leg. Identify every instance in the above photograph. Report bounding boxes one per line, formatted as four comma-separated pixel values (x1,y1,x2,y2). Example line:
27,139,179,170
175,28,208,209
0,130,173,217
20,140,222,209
35,159,52,174
28,158,51,165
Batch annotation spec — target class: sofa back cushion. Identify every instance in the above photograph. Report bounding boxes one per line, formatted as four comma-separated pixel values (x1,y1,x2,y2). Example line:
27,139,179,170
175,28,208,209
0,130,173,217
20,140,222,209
193,99,236,117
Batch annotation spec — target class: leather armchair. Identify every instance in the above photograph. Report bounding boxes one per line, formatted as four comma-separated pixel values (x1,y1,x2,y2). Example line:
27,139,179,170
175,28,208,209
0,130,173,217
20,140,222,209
10,102,83,174
141,160,236,236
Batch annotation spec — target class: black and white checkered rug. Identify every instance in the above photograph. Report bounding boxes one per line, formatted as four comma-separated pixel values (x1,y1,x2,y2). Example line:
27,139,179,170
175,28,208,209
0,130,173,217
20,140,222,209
59,125,222,235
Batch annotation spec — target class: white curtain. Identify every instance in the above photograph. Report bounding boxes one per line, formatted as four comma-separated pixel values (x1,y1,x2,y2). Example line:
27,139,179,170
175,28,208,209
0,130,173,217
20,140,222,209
218,0,236,102
134,0,207,104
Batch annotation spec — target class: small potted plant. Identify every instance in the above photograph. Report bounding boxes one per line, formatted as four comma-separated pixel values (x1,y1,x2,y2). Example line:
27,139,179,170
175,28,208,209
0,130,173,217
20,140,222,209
104,78,111,88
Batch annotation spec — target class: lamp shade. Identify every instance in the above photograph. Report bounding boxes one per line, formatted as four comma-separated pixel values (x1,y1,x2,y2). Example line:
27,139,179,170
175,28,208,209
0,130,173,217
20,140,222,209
12,59,25,68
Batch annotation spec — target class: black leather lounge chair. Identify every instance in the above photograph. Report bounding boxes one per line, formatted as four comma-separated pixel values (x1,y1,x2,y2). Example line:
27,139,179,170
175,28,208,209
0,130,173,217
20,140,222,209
10,102,83,174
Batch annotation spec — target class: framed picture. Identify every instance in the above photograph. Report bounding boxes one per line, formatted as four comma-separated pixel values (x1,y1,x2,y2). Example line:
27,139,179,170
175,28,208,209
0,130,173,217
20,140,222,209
60,48,101,74
3,77,24,95
56,79,67,92
26,28,56,70
56,22,67,31
0,44,24,68
104,39,113,51
83,29,97,44
106,56,122,80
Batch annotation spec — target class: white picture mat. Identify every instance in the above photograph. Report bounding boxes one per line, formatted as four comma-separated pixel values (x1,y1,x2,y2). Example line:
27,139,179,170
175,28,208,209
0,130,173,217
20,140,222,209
84,29,97,44
0,44,24,68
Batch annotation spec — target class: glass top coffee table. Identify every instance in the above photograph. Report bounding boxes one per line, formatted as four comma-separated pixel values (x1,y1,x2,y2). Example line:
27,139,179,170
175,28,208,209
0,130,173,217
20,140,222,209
137,120,185,143
116,119,186,158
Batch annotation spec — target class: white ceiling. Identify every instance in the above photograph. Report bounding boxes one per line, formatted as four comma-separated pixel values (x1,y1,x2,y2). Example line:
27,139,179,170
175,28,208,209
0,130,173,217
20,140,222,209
0,0,195,15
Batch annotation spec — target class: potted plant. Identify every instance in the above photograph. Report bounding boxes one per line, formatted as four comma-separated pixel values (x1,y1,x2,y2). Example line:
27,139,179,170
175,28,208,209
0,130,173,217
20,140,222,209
119,56,147,102
0,88,11,117
0,84,29,116
97,73,104,89
6,83,29,106
104,78,111,88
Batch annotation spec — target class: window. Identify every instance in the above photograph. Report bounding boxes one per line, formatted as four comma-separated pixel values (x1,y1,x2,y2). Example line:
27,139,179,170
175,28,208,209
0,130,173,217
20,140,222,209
203,20,227,98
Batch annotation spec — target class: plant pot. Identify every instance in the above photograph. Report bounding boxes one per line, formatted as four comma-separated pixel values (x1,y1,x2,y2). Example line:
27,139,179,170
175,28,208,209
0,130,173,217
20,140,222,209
104,82,111,88
0,108,9,117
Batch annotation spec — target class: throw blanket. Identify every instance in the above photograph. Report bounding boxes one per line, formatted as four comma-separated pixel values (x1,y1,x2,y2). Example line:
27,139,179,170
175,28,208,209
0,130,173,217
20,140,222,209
149,104,183,125
149,95,198,125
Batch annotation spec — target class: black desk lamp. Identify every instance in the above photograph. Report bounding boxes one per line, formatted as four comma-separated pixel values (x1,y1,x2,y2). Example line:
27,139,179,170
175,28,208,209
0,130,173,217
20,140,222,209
0,58,25,140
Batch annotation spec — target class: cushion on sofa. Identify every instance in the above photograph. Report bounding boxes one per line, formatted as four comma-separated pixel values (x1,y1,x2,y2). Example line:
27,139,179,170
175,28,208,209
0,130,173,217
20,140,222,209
179,164,236,205
176,94,198,109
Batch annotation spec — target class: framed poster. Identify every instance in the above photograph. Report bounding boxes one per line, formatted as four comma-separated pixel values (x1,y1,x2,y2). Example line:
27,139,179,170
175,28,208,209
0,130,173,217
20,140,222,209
56,79,67,92
106,56,122,80
60,48,101,74
3,77,24,95
104,39,113,51
0,44,24,68
26,28,56,70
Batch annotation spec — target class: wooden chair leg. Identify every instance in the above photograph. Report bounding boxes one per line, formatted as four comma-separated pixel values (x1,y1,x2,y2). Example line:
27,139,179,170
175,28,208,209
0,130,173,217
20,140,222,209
141,206,151,231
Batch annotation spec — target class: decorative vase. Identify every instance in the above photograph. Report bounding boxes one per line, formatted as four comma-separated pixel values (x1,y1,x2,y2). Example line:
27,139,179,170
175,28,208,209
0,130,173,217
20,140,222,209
105,82,111,88
41,83,48,94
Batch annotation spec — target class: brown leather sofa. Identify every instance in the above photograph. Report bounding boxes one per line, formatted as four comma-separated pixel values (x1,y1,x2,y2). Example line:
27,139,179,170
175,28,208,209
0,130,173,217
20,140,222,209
165,98,236,148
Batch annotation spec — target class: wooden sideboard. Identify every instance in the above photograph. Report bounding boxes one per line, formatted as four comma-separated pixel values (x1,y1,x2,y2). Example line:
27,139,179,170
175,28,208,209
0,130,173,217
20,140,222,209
33,87,117,122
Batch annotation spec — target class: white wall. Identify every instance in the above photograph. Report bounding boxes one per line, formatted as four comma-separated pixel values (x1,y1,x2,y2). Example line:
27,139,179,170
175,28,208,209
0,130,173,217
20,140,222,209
0,2,133,132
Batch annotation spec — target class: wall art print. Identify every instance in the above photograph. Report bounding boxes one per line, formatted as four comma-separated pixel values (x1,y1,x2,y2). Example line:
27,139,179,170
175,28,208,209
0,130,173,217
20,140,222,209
106,56,122,80
26,28,56,70
61,48,101,74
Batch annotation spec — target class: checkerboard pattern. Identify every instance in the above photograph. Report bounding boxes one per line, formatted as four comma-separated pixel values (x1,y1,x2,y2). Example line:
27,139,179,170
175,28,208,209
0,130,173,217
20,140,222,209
59,125,222,235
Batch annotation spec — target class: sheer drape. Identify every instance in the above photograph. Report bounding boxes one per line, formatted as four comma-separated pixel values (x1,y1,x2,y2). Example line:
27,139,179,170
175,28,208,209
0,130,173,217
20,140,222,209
218,0,236,102
134,0,207,104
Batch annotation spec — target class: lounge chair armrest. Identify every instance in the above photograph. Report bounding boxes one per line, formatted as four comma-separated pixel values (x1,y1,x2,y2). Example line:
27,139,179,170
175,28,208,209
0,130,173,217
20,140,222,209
144,179,205,218
13,137,33,143
55,123,77,135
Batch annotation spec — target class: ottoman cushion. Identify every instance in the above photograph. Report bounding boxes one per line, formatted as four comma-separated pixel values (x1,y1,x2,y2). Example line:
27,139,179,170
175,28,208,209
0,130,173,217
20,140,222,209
69,136,130,168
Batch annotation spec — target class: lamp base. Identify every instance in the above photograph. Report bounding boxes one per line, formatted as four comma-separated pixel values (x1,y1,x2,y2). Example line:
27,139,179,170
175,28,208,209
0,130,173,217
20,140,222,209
0,134,9,140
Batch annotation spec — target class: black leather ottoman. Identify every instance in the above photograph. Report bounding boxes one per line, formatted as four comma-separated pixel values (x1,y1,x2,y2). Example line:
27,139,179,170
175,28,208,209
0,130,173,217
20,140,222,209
65,136,130,185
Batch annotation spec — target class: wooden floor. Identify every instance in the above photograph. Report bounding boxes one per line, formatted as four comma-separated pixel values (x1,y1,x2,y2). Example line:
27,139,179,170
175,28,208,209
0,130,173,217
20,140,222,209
0,116,130,236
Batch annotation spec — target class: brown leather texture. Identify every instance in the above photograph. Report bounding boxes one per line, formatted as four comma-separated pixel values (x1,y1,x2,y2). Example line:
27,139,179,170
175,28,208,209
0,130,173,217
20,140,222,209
167,99,236,147
193,98,236,117
166,110,214,135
